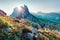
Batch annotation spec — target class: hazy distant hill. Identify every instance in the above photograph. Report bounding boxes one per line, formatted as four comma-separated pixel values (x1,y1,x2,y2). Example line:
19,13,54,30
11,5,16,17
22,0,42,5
32,12,60,23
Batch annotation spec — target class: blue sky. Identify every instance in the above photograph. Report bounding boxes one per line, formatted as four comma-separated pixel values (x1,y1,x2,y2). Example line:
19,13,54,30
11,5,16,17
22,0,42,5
0,0,60,15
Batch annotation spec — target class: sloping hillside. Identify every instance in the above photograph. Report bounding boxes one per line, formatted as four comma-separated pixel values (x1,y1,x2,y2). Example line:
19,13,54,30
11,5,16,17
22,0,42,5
0,16,60,40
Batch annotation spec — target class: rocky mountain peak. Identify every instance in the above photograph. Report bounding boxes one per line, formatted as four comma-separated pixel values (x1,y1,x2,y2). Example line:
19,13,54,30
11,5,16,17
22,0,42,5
11,4,29,18
11,4,39,23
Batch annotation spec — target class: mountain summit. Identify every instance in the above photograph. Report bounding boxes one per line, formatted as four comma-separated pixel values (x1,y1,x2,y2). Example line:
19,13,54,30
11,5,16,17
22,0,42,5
11,4,29,18
11,4,39,22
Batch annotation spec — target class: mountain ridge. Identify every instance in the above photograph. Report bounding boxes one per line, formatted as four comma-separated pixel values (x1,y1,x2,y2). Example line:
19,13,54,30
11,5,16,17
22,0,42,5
0,9,6,16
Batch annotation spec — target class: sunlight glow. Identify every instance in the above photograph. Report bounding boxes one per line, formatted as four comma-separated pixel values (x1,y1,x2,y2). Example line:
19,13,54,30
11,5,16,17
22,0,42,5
17,4,25,13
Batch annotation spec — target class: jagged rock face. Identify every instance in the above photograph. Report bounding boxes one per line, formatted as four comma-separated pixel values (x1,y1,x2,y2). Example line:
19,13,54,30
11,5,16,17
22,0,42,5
11,5,39,22
11,5,29,18
0,10,6,16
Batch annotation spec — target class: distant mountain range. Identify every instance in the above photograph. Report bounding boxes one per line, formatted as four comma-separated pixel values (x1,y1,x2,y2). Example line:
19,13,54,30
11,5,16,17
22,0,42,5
32,12,60,23
10,4,60,23
10,4,60,30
